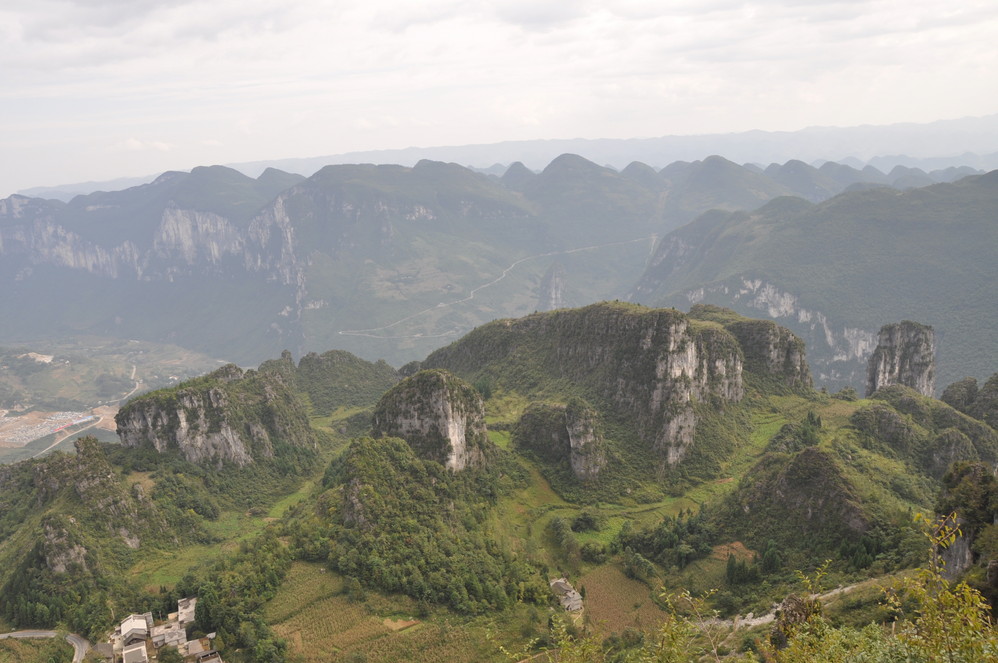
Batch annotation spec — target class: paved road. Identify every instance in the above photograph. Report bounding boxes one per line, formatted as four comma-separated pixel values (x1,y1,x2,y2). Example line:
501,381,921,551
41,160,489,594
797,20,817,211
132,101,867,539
0,630,91,662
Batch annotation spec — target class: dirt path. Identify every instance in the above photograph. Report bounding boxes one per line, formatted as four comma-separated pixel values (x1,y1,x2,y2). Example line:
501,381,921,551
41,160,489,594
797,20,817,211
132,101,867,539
709,579,873,631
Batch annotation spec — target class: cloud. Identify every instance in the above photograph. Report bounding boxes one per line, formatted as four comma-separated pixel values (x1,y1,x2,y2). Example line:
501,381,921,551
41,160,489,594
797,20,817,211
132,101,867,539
113,138,172,152
0,0,996,194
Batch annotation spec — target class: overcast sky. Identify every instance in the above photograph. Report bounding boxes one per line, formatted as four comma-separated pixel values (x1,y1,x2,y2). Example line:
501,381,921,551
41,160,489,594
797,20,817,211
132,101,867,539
2,0,997,195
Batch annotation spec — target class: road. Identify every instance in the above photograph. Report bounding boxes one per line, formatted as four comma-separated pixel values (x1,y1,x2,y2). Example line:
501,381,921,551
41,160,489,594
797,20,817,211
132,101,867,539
29,364,140,460
0,630,91,662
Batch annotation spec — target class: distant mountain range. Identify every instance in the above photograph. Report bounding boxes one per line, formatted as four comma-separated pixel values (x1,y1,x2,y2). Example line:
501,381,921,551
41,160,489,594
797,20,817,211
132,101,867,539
2,154,995,392
16,114,998,201
230,114,998,180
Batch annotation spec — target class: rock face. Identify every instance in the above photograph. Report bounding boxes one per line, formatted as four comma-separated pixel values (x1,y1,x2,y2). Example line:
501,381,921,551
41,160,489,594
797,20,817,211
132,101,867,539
116,364,317,468
513,399,607,481
537,262,567,311
866,321,936,397
424,302,746,466
371,369,491,471
688,305,812,390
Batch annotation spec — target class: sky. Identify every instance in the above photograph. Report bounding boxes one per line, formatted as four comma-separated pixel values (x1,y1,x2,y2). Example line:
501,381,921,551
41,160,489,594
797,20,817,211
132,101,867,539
2,0,997,195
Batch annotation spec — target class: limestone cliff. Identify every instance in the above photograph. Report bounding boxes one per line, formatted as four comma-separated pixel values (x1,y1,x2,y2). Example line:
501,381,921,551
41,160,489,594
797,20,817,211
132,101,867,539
512,399,607,482
537,262,567,311
115,364,317,468
371,369,491,471
689,304,812,389
423,302,745,467
866,321,936,397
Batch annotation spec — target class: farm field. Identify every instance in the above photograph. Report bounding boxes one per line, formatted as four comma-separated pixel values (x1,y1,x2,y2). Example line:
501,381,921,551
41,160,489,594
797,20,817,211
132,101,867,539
266,563,513,663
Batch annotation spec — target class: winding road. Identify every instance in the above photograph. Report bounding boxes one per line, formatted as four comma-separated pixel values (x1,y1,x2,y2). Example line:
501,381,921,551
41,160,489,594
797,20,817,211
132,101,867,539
29,364,140,460
0,630,91,662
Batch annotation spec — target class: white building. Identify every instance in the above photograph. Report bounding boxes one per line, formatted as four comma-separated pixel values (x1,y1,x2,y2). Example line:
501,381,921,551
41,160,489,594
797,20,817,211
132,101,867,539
177,596,198,626
119,613,152,646
151,621,186,648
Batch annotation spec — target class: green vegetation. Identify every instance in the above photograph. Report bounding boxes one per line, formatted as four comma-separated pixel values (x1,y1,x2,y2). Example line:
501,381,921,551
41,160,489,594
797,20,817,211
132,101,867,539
636,172,998,389
294,437,543,614
294,350,399,415
0,636,73,663
2,301,998,662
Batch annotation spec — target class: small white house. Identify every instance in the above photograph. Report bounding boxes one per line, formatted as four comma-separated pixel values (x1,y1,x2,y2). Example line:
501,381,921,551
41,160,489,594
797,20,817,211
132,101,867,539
151,621,186,648
120,613,152,646
177,596,198,626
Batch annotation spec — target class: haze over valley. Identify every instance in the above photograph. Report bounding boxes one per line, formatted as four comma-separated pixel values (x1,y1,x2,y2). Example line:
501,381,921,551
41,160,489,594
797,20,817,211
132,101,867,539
2,2,998,662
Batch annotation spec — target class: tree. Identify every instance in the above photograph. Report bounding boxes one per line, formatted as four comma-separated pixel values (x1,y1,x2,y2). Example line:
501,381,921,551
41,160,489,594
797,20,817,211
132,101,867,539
195,583,218,632
157,647,184,663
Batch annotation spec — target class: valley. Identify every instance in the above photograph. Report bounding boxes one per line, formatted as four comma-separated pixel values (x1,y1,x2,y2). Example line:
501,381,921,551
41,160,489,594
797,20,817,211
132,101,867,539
0,338,223,463
2,300,995,662
0,157,995,663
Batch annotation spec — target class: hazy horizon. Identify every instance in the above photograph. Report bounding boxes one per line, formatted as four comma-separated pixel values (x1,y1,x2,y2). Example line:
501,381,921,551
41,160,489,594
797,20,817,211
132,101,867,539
3,1,997,196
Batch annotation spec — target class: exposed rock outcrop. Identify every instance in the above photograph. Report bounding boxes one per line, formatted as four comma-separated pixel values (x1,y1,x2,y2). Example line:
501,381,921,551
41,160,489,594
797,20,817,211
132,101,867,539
513,399,607,482
41,518,90,574
866,321,936,397
371,369,491,471
537,262,567,311
116,364,317,468
424,302,745,466
689,305,812,389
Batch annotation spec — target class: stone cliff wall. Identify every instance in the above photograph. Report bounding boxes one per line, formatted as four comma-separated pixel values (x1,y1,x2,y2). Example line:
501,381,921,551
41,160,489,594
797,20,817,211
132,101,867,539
512,400,607,482
425,302,746,466
371,369,490,471
866,321,936,397
115,364,316,468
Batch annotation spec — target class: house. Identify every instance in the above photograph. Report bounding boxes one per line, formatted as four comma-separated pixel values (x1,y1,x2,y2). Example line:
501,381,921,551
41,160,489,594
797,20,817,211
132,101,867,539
119,613,153,646
151,621,186,648
197,650,224,663
177,597,198,626
550,577,584,611
122,642,149,663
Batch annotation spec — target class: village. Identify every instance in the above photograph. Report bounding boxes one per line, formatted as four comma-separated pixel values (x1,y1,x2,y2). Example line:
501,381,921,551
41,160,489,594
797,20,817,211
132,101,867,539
93,597,223,663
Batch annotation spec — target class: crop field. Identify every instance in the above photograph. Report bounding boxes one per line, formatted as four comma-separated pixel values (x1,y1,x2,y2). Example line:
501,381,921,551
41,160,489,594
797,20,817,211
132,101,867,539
128,510,269,590
264,563,344,623
576,565,665,635
267,480,315,519
267,562,521,662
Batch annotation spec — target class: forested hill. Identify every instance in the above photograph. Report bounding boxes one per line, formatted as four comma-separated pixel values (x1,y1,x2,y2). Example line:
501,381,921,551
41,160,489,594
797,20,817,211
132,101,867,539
629,171,998,391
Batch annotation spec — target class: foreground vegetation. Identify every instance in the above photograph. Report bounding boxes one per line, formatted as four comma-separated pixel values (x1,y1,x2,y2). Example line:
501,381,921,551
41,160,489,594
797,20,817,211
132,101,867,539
1,304,997,663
